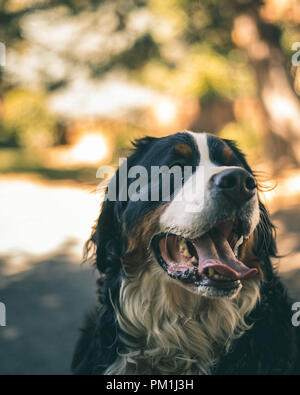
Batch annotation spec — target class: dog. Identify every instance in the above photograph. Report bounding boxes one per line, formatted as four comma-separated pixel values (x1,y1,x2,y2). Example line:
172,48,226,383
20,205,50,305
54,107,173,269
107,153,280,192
72,131,300,374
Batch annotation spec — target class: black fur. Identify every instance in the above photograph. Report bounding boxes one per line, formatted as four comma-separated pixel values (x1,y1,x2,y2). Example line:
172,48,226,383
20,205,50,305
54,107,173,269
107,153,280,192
72,132,300,375
215,277,300,374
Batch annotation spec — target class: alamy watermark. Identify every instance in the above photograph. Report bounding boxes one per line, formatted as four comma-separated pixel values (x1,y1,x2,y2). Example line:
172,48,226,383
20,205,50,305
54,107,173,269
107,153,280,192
96,159,205,212
292,42,300,67
0,42,6,67
291,302,300,327
0,302,6,326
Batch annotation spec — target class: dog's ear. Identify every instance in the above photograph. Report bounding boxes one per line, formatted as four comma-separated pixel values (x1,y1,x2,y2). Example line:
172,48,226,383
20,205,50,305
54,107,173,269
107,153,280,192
223,139,277,279
253,200,277,280
84,167,125,277
239,199,277,282
92,197,123,276
88,136,158,275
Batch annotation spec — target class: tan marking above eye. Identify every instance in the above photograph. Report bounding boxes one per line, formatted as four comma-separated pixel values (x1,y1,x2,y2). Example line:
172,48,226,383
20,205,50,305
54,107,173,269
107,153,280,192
174,143,193,158
223,145,233,162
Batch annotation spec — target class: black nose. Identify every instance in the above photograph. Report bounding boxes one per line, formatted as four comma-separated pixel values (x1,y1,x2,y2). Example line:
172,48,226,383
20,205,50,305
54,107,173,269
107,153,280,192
211,168,257,205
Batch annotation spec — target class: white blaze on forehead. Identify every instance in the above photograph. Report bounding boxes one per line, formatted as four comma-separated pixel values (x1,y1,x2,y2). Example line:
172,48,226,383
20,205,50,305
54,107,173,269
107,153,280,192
187,131,226,185
160,132,217,231
187,131,212,165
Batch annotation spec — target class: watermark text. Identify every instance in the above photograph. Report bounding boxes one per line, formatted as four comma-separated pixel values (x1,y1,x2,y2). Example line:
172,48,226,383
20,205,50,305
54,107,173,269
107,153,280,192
0,302,6,326
0,42,6,67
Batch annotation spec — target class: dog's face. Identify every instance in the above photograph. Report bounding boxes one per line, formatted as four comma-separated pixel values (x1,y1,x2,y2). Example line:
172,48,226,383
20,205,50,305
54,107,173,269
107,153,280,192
152,132,260,298
94,131,274,300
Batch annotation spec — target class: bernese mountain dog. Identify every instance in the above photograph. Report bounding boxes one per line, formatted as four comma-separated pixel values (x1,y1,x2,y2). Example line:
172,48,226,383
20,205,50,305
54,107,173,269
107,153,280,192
72,131,300,375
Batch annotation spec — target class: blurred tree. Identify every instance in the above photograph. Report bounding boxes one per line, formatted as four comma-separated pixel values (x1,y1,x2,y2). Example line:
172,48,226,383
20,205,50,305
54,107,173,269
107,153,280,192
1,89,57,148
228,0,300,171
0,0,299,171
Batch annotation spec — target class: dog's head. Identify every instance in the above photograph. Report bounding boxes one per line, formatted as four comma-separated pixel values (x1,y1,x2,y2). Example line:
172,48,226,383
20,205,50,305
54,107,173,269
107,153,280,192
91,131,276,300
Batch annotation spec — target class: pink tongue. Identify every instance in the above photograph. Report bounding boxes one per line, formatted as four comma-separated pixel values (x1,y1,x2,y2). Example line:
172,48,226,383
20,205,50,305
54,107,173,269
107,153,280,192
193,231,258,280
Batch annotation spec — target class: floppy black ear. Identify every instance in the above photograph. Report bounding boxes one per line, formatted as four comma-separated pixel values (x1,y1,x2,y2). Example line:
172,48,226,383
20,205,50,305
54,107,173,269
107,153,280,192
253,200,277,281
93,198,123,275
223,139,277,279
92,135,160,275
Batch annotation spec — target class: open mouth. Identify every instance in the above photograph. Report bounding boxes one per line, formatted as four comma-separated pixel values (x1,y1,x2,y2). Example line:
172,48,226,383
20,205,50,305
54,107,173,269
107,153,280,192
152,218,258,296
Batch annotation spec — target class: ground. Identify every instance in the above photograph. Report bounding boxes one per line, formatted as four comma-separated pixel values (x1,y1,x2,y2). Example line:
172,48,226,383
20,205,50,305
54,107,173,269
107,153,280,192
0,175,299,374
0,253,97,374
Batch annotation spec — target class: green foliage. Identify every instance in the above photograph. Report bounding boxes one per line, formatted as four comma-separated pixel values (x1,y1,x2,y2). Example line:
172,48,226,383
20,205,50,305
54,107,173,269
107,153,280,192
0,0,252,101
0,0,298,174
141,45,256,99
0,0,294,104
1,89,57,148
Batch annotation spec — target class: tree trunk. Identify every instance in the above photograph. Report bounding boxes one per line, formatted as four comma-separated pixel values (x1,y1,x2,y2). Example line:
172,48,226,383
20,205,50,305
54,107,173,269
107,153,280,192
230,0,300,173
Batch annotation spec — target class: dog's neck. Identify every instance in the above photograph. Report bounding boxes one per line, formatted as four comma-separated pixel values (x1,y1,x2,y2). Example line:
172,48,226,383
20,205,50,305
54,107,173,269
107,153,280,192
106,264,260,375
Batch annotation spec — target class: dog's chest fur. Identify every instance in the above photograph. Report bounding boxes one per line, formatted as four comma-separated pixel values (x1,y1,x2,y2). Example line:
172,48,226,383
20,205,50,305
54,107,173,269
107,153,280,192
104,266,260,375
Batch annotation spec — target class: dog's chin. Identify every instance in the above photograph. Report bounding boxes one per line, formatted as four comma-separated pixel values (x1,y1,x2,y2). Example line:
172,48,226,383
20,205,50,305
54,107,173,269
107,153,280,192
164,271,243,298
170,277,242,299
152,217,259,299
154,259,243,299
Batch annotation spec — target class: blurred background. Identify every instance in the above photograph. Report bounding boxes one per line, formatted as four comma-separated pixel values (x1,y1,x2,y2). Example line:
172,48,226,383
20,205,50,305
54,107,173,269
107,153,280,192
0,0,300,374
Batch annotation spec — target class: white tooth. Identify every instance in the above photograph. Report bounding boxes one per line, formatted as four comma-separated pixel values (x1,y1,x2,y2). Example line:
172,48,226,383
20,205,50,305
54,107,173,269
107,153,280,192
178,238,185,248
233,236,244,257
179,238,191,258
191,256,197,264
178,239,186,251
214,273,221,280
208,268,214,277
